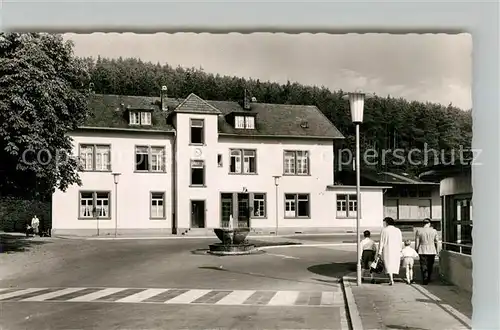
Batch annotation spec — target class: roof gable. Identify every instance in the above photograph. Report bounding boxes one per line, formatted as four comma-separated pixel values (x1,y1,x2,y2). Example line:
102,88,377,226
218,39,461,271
173,93,222,115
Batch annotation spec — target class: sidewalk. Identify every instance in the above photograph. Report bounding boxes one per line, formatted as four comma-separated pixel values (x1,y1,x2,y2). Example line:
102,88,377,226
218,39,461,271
343,266,472,330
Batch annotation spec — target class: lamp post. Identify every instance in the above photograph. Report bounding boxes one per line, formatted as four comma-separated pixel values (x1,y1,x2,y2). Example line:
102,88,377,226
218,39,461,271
273,175,281,236
92,206,99,236
112,172,121,238
342,90,370,287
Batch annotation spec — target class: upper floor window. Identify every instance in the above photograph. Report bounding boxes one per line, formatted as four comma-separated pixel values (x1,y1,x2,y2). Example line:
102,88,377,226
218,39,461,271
135,146,166,172
190,119,204,144
129,111,152,126
230,149,257,174
284,150,309,175
190,159,205,187
336,194,358,218
79,144,111,171
234,115,255,129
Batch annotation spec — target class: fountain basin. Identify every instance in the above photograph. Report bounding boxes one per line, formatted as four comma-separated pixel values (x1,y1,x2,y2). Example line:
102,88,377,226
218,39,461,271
214,227,250,245
207,242,258,255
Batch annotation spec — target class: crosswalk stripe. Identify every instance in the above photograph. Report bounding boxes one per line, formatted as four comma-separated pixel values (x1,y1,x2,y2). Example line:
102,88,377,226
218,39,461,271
320,291,335,305
0,288,344,307
0,288,47,301
215,290,256,305
115,288,169,303
267,290,300,306
67,288,126,302
22,288,84,302
164,289,211,304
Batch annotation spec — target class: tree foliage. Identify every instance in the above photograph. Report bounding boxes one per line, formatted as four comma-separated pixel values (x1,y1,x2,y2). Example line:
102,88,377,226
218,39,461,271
0,33,90,200
85,56,472,175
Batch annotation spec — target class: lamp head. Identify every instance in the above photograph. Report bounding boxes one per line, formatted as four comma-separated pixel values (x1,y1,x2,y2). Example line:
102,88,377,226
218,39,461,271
112,172,122,184
341,90,373,124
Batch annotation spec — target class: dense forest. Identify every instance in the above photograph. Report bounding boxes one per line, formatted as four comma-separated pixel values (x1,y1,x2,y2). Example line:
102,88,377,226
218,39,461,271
83,56,473,176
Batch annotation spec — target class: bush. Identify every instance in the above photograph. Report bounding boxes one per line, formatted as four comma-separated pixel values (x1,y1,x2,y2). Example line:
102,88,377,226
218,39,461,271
0,197,51,232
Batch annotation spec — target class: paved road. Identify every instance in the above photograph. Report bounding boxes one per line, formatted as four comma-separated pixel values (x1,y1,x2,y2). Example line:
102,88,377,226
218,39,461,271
0,237,355,330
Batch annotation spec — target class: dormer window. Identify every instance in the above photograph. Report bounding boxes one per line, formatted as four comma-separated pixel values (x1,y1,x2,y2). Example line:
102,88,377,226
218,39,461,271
141,112,152,125
235,115,255,129
129,111,152,126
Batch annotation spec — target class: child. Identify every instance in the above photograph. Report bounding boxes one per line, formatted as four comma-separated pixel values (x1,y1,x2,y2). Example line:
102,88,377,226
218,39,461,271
361,230,377,284
401,239,419,284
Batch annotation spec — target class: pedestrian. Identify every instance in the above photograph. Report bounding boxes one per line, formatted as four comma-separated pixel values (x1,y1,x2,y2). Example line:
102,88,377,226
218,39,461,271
401,239,419,284
25,222,32,238
415,218,439,285
377,216,403,285
31,215,40,237
360,230,377,284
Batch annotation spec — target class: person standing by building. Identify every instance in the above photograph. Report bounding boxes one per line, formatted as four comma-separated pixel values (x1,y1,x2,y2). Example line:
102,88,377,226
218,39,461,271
415,218,439,285
377,217,403,286
31,215,40,237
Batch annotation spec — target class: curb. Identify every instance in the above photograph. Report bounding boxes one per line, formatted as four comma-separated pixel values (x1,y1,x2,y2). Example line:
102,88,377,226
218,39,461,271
341,275,364,330
52,232,373,240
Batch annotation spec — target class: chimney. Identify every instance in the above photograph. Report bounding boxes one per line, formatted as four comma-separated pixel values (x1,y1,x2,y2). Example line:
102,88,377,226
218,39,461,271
243,89,251,110
161,86,168,111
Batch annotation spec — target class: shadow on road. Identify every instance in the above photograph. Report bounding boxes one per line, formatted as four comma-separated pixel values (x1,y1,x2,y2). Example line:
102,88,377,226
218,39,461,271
307,262,356,279
0,233,50,254
198,265,338,287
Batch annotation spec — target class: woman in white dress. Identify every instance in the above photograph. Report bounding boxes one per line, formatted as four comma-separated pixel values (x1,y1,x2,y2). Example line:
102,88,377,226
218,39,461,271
377,217,403,285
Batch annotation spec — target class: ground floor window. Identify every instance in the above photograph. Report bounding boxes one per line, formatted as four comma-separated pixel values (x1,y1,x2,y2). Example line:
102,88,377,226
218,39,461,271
79,191,110,219
442,193,472,255
284,193,310,218
252,193,266,218
384,198,432,220
150,192,166,219
219,192,267,228
336,194,358,218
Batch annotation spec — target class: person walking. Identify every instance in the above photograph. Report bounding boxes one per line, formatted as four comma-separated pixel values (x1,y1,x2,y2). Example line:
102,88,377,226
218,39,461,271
415,218,439,285
401,239,419,284
31,215,40,237
360,230,377,284
377,217,403,285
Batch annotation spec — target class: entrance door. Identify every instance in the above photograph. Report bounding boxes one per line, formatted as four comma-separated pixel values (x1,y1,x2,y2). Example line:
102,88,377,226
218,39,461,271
220,193,233,228
190,200,206,228
237,193,250,228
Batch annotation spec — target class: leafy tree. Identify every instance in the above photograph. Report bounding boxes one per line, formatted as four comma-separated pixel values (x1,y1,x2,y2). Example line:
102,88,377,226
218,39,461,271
0,33,90,201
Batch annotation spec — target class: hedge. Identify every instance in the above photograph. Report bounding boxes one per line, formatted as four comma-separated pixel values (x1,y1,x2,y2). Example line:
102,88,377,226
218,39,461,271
0,197,51,232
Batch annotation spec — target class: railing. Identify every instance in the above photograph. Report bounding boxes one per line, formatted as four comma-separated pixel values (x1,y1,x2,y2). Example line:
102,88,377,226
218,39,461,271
442,242,472,256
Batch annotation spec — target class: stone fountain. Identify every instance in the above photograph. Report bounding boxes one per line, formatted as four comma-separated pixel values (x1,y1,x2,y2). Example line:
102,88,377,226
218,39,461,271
208,215,256,255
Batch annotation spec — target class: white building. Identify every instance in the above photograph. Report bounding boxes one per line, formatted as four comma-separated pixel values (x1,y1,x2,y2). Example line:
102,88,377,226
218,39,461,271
51,89,388,236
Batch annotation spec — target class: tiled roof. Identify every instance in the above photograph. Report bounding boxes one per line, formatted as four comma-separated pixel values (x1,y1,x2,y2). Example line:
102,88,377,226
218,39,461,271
82,94,174,132
337,168,438,186
418,164,472,182
81,93,344,139
173,93,222,115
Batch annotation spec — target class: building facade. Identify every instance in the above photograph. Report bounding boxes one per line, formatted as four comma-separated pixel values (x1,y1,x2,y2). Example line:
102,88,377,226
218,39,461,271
335,169,442,230
52,89,386,236
419,165,472,292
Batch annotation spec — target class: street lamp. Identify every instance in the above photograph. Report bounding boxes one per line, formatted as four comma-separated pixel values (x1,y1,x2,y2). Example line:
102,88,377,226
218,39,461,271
342,90,371,287
92,206,99,236
112,172,121,238
273,175,281,236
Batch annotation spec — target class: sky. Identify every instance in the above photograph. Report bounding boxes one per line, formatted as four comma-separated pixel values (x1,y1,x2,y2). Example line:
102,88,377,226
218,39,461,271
64,33,472,110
